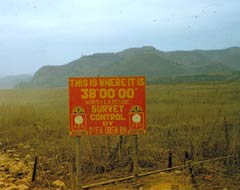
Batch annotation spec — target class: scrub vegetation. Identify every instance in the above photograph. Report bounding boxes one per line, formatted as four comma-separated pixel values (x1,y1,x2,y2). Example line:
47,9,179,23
0,82,240,187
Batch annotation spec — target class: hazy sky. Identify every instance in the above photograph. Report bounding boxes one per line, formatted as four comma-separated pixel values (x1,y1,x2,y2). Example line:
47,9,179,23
1,0,240,76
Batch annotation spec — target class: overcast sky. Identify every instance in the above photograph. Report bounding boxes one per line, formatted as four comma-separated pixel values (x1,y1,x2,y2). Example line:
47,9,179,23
1,0,240,76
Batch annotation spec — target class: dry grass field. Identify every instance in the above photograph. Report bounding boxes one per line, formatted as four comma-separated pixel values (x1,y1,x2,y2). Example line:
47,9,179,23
0,82,240,188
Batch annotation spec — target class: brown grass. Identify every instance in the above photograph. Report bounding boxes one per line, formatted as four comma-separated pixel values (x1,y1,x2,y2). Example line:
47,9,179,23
0,82,240,186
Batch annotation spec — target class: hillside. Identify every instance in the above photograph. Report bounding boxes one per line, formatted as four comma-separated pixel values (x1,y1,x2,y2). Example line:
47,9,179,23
0,75,32,89
22,46,240,88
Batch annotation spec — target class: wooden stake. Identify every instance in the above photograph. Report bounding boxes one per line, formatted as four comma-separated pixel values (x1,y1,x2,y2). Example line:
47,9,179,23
119,136,123,160
168,150,173,168
69,162,75,190
31,156,38,182
133,135,139,177
76,136,81,189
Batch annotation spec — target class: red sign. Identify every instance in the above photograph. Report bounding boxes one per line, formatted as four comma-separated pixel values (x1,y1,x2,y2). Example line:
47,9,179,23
68,76,146,136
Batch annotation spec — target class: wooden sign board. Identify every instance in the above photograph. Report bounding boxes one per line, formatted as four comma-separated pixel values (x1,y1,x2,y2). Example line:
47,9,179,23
69,76,146,136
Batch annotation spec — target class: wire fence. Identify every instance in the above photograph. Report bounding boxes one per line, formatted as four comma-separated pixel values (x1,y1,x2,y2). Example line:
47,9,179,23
70,152,240,189
32,143,240,190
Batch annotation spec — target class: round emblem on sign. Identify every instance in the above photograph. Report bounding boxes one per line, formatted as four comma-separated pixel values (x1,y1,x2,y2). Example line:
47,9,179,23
74,115,83,124
132,113,141,123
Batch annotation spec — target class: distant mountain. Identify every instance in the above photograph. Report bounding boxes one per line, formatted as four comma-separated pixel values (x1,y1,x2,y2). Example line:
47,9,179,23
22,46,240,88
0,75,32,89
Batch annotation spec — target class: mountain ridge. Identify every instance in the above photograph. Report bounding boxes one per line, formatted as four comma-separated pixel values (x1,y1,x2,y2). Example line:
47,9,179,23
0,75,32,89
20,46,240,88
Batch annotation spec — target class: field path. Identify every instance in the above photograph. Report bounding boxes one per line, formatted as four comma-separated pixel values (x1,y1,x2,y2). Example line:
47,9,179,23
91,171,191,190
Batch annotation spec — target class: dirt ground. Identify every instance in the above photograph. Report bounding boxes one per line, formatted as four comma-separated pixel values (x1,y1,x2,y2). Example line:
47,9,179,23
88,172,191,190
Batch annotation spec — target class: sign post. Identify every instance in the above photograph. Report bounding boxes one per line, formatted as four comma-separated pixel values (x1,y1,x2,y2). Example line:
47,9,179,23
68,76,146,186
75,136,81,189
133,135,139,177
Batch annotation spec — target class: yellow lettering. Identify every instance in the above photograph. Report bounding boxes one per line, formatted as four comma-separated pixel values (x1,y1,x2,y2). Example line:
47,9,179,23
69,79,88,87
105,126,118,135
91,105,124,113
89,114,126,121
89,79,97,86
99,78,127,87
128,78,135,86
137,77,145,86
